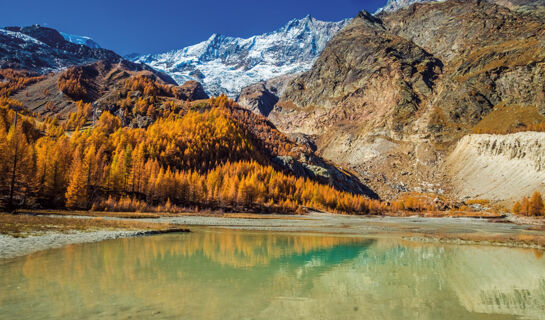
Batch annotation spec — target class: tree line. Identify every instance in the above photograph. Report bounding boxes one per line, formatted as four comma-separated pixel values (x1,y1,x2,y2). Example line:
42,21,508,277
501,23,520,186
0,100,382,214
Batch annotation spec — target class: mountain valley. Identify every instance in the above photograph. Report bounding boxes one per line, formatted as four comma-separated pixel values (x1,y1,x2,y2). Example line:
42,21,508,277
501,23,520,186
1,0,545,213
2,2,545,319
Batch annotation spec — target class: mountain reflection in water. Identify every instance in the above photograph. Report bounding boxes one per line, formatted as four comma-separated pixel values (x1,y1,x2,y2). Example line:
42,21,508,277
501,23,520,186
0,229,544,320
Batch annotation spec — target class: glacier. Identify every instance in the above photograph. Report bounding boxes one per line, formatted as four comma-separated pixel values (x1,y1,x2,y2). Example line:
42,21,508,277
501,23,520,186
129,15,349,97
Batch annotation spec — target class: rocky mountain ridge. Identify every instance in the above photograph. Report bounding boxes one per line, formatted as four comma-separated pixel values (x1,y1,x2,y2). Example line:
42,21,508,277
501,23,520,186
236,74,297,116
0,25,175,84
376,0,443,13
376,0,545,13
244,0,545,201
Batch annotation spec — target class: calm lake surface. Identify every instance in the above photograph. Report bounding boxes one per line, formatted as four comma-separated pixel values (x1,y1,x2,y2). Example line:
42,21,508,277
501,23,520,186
1,229,544,320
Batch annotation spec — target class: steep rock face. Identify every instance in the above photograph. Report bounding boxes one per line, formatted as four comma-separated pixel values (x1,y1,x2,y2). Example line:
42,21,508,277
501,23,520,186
237,74,296,116
272,11,442,137
269,11,445,198
237,83,279,117
177,80,209,101
446,132,545,202
377,0,545,13
381,0,545,138
268,0,545,199
380,0,540,63
129,16,349,97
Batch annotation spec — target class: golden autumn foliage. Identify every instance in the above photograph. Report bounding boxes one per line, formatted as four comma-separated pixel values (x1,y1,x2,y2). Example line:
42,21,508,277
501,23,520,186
111,88,305,159
65,146,93,209
389,192,450,212
64,101,93,131
222,99,306,158
530,192,545,216
0,69,45,97
473,122,545,134
0,124,35,209
57,67,88,100
0,100,379,214
513,191,545,217
1,94,512,217
123,75,175,98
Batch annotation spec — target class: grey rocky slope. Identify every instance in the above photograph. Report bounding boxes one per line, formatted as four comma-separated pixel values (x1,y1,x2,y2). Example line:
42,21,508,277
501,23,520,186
376,0,442,13
377,0,545,13
237,74,297,116
246,0,545,201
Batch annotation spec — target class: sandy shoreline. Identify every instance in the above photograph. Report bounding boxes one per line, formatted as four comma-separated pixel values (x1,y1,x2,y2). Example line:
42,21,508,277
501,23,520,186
0,230,148,260
0,228,190,260
1,212,544,260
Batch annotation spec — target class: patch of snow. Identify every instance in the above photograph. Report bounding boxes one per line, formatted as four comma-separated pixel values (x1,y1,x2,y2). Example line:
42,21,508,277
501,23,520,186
0,28,48,47
60,32,101,49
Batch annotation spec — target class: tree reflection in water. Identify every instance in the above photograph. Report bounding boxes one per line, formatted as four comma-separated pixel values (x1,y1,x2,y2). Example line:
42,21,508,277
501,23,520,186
0,229,544,320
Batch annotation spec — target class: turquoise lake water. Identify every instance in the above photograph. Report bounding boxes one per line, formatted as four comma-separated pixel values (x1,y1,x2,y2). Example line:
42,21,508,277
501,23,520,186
1,229,544,319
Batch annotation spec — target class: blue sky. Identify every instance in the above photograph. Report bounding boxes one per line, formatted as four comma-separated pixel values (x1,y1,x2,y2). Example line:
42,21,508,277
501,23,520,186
1,0,385,55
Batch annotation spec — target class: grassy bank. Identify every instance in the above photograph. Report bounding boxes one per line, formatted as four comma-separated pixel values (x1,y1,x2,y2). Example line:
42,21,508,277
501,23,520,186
0,212,185,237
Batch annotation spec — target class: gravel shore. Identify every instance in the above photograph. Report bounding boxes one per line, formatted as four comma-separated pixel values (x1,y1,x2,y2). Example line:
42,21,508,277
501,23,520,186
1,212,544,259
0,230,173,259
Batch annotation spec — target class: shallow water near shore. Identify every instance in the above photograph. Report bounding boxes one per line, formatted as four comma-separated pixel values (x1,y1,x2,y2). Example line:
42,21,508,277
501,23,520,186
1,229,544,319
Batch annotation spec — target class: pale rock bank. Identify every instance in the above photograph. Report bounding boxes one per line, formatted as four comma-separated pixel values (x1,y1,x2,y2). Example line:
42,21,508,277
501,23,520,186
446,132,545,202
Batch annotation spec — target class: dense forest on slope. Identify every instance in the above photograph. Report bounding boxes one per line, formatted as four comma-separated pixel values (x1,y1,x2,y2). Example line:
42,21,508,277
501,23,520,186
0,67,381,214
0,98,380,214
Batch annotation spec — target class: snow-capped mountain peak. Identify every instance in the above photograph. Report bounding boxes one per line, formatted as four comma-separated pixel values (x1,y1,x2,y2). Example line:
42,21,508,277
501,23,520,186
0,25,122,74
60,32,101,49
129,16,350,97
0,28,48,47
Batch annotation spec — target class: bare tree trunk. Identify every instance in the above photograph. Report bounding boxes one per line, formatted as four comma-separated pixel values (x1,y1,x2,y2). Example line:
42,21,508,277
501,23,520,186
8,151,18,211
